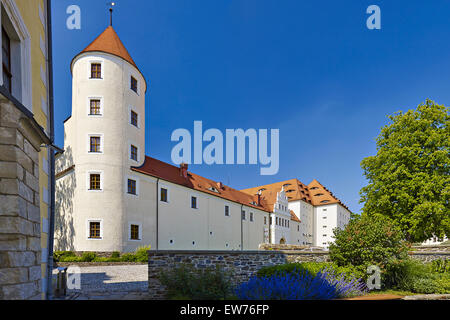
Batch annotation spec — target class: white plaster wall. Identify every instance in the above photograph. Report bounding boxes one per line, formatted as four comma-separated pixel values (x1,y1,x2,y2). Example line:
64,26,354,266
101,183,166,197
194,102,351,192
289,200,314,245
314,204,350,249
56,52,146,252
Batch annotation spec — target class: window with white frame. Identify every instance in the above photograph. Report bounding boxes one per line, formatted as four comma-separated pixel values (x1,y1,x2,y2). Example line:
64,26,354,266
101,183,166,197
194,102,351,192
87,171,103,191
225,205,229,216
160,186,168,202
87,220,103,239
129,223,141,241
1,1,32,110
191,196,197,209
87,134,103,153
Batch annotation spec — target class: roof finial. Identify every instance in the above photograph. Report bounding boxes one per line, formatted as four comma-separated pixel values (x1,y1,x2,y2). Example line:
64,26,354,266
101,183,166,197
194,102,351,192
107,2,116,26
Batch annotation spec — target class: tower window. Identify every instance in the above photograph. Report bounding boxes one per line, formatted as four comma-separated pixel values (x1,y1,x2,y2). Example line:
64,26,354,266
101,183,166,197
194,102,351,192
264,216,267,225
90,99,101,115
160,188,168,202
91,63,102,79
241,210,246,220
130,224,140,240
2,28,12,93
89,174,101,190
131,110,138,127
130,76,138,93
127,179,136,195
89,221,101,239
191,196,197,209
90,136,101,153
225,205,229,216
250,212,254,222
130,145,138,161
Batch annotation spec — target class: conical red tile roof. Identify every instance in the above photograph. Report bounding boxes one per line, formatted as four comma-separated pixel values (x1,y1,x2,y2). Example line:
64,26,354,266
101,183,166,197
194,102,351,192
79,26,138,69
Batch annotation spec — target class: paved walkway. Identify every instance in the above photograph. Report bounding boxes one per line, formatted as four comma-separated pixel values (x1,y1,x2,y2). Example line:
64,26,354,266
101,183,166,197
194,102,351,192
53,264,150,300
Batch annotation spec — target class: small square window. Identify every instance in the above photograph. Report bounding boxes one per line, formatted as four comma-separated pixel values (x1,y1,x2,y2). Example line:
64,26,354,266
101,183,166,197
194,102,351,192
191,196,197,209
91,63,101,79
131,110,138,127
90,136,101,153
130,145,138,161
130,76,138,93
89,221,101,239
128,179,136,195
160,188,168,202
89,174,101,190
89,99,101,115
130,224,140,240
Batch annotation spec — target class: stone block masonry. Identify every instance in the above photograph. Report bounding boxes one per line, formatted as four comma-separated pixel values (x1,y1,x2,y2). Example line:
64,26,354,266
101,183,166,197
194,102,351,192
148,250,287,299
0,100,48,300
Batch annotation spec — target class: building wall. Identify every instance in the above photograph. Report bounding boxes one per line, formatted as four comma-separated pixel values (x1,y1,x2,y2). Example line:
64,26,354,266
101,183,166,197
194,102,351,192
289,200,314,245
0,0,50,300
0,100,46,300
314,203,350,248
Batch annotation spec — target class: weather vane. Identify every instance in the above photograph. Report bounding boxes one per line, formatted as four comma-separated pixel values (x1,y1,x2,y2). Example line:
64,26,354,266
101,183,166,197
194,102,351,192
107,2,116,26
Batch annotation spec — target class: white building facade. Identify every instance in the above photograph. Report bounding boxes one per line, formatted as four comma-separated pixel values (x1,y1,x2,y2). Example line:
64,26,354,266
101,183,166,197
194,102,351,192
55,25,351,253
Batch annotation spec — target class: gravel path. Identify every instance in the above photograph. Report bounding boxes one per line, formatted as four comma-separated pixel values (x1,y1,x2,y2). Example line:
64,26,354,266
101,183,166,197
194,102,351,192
53,264,149,300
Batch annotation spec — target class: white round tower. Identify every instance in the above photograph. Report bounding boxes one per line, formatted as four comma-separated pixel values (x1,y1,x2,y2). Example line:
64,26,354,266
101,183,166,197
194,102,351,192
68,26,147,252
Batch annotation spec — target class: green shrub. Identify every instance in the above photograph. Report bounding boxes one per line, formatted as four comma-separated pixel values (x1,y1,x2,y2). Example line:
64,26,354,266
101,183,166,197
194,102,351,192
159,264,234,300
53,251,76,262
120,253,137,262
111,251,120,259
382,258,430,290
80,252,97,262
256,262,365,283
431,259,449,273
329,215,409,276
410,278,441,294
134,245,151,262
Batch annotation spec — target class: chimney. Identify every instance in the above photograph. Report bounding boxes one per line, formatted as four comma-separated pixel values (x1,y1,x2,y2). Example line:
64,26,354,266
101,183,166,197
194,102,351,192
217,182,224,190
256,191,262,206
180,163,188,178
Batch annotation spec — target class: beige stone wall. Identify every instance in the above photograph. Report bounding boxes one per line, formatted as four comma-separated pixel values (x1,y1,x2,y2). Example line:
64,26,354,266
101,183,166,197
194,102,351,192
0,100,45,299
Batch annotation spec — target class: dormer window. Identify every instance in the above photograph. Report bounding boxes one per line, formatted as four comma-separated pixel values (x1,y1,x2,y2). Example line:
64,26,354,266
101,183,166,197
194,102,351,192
282,183,291,187
310,187,319,190
315,193,324,196
258,188,266,192
91,63,101,78
208,187,219,193
320,200,330,204
130,76,138,93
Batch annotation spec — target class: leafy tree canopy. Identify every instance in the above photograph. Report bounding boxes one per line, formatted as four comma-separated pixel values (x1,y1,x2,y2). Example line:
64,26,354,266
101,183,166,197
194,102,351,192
360,100,449,242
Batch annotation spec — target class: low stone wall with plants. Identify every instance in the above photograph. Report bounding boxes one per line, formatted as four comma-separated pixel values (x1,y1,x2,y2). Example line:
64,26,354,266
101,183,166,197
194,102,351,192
148,250,287,299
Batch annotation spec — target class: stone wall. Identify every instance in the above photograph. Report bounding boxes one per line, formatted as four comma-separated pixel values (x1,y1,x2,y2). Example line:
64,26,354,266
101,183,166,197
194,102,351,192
0,100,47,300
148,250,287,299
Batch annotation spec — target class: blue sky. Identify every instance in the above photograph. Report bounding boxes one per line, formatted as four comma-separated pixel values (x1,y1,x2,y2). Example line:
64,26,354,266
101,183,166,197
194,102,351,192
51,1,450,213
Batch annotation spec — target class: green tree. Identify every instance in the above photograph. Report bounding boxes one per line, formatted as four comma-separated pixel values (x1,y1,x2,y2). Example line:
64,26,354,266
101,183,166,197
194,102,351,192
329,215,408,273
360,100,449,242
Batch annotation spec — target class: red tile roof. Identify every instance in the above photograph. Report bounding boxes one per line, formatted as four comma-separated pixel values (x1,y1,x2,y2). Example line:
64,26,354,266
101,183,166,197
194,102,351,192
241,178,349,211
79,26,138,68
131,156,272,213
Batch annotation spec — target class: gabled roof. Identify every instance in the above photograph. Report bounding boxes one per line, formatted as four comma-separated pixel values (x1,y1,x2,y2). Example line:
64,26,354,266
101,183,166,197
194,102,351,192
241,178,312,205
241,178,350,211
131,156,272,212
78,26,137,68
307,179,349,210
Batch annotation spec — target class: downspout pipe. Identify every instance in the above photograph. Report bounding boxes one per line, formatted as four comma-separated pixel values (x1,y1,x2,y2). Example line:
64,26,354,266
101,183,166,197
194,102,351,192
45,0,56,300
156,178,159,250
240,204,243,251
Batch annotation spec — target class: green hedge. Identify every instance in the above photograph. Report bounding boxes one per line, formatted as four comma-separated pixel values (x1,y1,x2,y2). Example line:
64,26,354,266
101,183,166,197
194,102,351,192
53,245,151,263
256,262,365,282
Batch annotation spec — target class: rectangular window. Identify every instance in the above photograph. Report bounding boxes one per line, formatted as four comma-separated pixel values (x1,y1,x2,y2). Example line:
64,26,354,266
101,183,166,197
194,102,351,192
250,212,253,222
89,222,101,239
130,76,138,93
270,217,272,225
131,110,138,127
89,174,101,190
130,145,138,161
90,99,101,115
90,136,101,152
128,179,136,195
241,210,246,220
264,216,267,225
160,188,168,202
91,63,101,78
191,196,197,209
130,224,140,240
2,28,11,93
225,205,229,216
